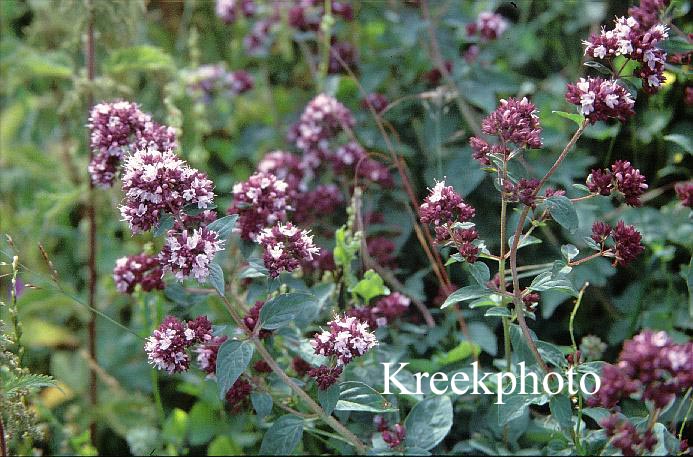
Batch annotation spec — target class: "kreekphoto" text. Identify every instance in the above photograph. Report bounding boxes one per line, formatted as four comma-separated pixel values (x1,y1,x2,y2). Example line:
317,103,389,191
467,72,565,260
381,362,601,405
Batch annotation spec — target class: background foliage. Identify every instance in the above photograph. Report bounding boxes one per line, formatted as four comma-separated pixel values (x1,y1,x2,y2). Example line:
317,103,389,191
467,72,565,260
0,0,691,455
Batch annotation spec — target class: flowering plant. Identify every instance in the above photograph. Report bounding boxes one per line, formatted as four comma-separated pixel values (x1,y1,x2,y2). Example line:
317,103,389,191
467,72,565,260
1,1,692,456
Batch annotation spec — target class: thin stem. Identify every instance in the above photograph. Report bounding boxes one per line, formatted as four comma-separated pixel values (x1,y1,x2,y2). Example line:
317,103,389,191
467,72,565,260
570,283,589,454
507,123,588,372
569,252,606,267
0,413,7,457
318,0,333,89
218,294,367,454
499,158,512,371
85,0,98,444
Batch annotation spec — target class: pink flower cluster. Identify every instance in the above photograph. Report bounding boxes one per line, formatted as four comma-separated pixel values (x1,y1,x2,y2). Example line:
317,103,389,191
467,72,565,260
629,0,669,29
582,15,669,93
255,223,320,278
362,93,389,114
601,414,657,456
227,172,292,241
291,93,355,155
374,416,407,449
184,64,254,101
309,314,377,389
565,77,635,123
144,316,213,374
586,160,649,206
466,11,508,41
675,181,693,207
120,148,215,234
88,101,177,187
113,253,164,294
505,178,541,208
159,227,225,282
215,0,256,24
311,314,378,366
469,97,542,165
590,220,645,266
195,335,228,377
419,180,477,247
346,292,411,329
588,330,692,409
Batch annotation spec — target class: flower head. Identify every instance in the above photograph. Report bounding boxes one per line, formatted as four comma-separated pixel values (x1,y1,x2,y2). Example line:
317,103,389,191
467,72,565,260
419,180,476,243
675,181,693,208
481,97,542,149
88,101,177,187
243,301,272,339
466,11,508,40
144,316,212,374
159,227,225,282
227,172,292,241
362,93,389,113
120,148,214,233
292,94,355,154
310,314,378,366
565,77,635,123
195,335,228,377
256,222,320,278
113,253,165,294
308,365,343,390
225,377,253,411
611,221,644,266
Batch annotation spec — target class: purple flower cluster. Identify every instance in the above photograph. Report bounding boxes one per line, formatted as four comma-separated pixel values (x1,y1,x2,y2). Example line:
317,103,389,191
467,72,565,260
256,150,305,191
419,180,477,243
374,416,407,449
243,301,272,339
328,40,358,74
225,377,253,411
311,314,378,367
113,253,165,294
292,93,355,155
255,223,320,278
582,15,669,93
366,236,398,269
629,0,670,29
309,314,377,389
215,0,256,24
469,97,542,165
159,227,225,282
565,77,635,123
362,93,389,114
88,101,177,187
185,64,254,101
588,330,692,409
144,316,213,374
590,220,644,266
601,414,657,456
466,11,509,40
195,335,228,377
227,172,292,241
307,365,343,390
587,160,649,206
346,292,411,329
505,178,541,208
675,181,693,207
293,184,344,224
120,148,215,233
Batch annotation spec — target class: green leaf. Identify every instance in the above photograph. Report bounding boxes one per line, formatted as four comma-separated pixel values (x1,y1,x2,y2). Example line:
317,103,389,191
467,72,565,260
259,292,317,330
351,270,389,303
498,393,549,426
404,397,453,451
484,307,512,318
2,373,55,394
259,415,304,455
216,340,253,399
239,257,269,279
440,285,489,309
104,45,174,74
153,213,174,237
335,381,395,413
317,384,340,416
552,110,585,127
251,392,273,418
550,394,573,435
188,402,216,446
208,436,240,455
561,244,579,262
433,341,480,366
508,234,543,250
207,214,239,240
529,271,577,296
663,134,692,154
583,60,612,76
208,263,225,295
546,196,579,233
465,262,490,286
